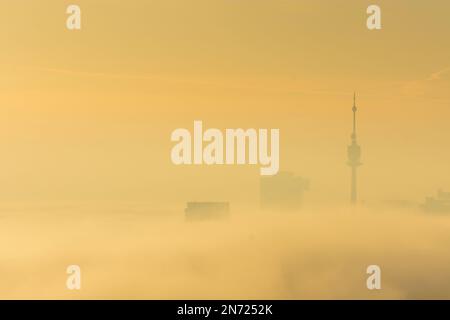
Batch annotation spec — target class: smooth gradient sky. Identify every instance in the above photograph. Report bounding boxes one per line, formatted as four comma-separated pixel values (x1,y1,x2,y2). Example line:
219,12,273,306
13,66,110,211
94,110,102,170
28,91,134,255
1,0,449,207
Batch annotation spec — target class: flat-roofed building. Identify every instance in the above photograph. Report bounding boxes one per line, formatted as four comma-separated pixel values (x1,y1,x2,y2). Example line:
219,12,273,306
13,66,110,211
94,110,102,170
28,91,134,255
185,202,230,221
421,189,450,213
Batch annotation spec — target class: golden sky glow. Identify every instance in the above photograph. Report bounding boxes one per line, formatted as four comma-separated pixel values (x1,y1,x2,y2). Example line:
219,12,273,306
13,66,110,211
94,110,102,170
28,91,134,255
0,0,449,206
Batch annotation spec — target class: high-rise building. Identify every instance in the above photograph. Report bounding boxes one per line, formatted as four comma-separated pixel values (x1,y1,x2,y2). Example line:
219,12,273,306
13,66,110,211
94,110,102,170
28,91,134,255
260,172,309,211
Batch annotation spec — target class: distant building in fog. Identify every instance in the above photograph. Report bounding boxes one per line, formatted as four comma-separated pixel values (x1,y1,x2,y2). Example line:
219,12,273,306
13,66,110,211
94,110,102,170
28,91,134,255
421,189,450,213
260,172,309,211
185,202,230,221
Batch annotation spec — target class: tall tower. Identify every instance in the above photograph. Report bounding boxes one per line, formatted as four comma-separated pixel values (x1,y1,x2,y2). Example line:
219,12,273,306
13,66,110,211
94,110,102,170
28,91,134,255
347,93,362,204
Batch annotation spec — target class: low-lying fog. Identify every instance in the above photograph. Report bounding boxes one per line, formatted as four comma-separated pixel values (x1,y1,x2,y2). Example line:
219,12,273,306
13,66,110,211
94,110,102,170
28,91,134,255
1,205,450,299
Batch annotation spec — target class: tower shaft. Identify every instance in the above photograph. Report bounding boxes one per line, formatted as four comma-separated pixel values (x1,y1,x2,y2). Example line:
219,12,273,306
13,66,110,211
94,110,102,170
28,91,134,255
351,166,357,204
347,93,362,204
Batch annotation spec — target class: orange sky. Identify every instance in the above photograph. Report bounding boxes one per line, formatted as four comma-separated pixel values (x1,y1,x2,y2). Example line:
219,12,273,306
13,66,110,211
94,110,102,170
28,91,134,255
0,0,449,207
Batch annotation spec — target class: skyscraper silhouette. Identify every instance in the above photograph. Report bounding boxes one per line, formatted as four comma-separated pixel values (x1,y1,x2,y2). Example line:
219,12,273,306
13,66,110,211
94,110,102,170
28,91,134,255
347,93,362,204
